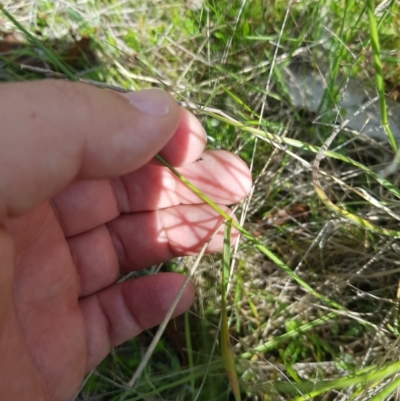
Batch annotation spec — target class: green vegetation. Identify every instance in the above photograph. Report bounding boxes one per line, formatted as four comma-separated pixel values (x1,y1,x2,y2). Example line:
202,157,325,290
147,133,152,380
3,0,400,400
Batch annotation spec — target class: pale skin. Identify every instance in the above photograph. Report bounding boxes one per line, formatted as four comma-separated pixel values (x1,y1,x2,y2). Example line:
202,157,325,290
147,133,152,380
0,80,252,401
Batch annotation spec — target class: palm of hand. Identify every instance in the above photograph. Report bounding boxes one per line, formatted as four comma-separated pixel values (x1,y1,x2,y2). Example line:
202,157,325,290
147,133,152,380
1,152,249,401
3,202,89,400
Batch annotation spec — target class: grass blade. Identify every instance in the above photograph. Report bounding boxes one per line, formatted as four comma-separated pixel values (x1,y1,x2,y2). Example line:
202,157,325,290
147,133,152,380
366,0,397,152
202,105,400,236
250,361,400,400
155,155,344,311
221,220,241,401
0,5,76,80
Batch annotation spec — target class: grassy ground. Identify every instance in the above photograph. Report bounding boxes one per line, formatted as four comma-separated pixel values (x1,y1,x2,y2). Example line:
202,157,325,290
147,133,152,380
3,0,400,400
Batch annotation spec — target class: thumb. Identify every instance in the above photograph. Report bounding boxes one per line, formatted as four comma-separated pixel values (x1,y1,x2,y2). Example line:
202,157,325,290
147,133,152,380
0,80,181,219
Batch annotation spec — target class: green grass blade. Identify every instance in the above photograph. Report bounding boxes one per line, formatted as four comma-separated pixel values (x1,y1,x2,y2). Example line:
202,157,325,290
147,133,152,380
200,110,400,235
0,5,76,80
155,155,344,311
203,110,400,197
240,313,337,360
366,0,397,153
184,312,195,396
369,373,400,401
253,362,400,400
221,220,241,401
290,361,400,401
318,0,353,114
251,361,400,400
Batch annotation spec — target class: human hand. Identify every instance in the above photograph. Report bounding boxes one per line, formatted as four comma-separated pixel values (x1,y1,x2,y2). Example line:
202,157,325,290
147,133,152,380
0,80,251,401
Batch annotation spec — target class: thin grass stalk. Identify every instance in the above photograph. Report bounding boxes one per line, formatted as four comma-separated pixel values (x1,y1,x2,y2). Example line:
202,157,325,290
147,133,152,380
155,155,344,311
240,313,337,359
366,0,397,153
202,110,400,203
369,373,400,401
221,220,241,401
290,362,400,401
205,103,400,237
318,0,352,114
127,252,205,388
184,312,195,396
0,6,76,80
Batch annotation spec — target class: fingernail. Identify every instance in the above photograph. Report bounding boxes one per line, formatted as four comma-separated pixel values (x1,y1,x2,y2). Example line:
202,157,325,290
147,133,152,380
123,89,170,115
